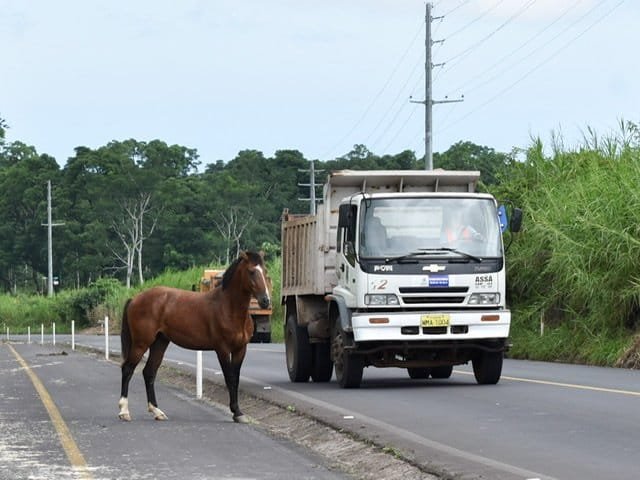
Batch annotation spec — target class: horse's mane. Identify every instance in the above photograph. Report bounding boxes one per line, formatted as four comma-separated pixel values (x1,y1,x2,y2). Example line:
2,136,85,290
221,251,264,290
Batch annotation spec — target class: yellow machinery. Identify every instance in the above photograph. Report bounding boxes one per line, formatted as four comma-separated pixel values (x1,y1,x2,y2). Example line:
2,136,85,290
200,268,273,343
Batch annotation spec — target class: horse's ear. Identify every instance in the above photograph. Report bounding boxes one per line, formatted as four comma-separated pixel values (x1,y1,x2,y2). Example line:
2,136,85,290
240,251,249,261
258,250,265,259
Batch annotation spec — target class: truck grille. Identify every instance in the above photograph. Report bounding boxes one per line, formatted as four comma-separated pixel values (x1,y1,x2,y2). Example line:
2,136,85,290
402,296,466,304
399,287,468,293
399,286,467,305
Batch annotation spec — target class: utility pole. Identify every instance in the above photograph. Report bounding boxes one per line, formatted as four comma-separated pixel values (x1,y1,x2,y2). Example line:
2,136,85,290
298,160,323,215
43,181,65,297
411,2,463,170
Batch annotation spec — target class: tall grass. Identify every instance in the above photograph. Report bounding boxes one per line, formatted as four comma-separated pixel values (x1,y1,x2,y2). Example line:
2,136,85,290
495,121,640,364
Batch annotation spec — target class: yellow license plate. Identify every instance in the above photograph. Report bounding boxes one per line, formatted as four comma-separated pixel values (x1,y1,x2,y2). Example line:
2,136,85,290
420,314,450,327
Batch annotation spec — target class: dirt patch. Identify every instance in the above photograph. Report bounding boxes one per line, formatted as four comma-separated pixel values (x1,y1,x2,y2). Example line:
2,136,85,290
616,334,640,369
158,366,441,480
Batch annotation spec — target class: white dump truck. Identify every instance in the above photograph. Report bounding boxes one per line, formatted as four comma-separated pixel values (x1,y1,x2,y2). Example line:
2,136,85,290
281,169,522,388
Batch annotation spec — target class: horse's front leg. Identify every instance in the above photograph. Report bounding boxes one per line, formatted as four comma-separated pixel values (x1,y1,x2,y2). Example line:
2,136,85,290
217,346,248,423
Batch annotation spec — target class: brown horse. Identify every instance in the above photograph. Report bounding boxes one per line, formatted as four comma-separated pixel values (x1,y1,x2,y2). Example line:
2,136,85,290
118,251,271,423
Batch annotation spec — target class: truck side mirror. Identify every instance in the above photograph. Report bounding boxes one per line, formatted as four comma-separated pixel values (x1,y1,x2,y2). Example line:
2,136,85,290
510,208,523,233
497,205,508,233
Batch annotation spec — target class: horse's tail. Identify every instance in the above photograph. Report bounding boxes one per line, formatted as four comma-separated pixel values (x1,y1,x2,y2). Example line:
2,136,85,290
121,299,133,363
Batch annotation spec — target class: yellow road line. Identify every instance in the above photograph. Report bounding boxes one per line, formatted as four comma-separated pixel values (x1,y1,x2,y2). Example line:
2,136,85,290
7,344,93,480
455,369,640,397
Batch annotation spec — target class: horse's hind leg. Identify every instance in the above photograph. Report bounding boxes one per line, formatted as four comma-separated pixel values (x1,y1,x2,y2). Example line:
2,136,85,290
143,334,170,420
119,347,145,421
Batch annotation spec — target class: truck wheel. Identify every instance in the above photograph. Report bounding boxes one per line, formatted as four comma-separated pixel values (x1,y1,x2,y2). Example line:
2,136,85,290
430,365,453,379
285,314,312,382
311,342,333,382
251,331,271,343
472,351,503,385
250,315,271,343
407,368,430,379
332,327,363,388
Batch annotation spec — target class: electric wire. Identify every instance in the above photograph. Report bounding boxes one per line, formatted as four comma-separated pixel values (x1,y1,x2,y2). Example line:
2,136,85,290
381,103,421,155
363,50,424,148
436,0,538,81
445,0,506,40
319,21,424,159
442,0,585,98
440,0,473,18
437,0,626,136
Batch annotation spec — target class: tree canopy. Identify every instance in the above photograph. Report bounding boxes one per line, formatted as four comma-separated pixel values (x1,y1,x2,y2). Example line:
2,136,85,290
0,115,513,293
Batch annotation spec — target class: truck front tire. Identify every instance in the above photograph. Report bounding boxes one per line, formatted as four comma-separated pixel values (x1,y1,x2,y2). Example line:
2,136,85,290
285,313,312,382
332,327,364,388
472,351,503,385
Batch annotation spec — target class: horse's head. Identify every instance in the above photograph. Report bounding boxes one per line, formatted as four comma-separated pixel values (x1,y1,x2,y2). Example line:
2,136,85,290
223,251,271,309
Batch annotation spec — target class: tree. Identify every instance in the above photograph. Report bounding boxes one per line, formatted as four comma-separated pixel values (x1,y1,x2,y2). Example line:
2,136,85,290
0,141,60,292
111,193,159,288
214,206,253,265
434,141,513,186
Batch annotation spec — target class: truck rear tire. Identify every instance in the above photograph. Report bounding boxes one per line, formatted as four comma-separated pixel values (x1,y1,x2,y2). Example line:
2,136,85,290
250,315,271,343
332,327,363,388
311,342,333,382
285,314,312,382
472,351,503,385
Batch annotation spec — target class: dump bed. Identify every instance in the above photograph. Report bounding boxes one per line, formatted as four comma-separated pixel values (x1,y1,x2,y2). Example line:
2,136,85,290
280,169,481,298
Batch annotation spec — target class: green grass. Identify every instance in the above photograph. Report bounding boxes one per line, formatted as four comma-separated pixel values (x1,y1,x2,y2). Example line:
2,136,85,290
494,122,640,365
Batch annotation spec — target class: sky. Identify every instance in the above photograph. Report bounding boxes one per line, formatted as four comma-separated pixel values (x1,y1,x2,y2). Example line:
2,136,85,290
1,0,638,169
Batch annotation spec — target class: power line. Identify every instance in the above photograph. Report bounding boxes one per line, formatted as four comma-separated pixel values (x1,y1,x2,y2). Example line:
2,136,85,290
436,0,538,80
440,0,473,18
442,0,586,98
320,21,424,159
380,103,421,155
362,51,424,147
437,0,626,135
444,0,506,40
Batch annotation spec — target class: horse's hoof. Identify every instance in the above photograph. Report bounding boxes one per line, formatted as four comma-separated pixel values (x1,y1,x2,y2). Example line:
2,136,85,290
118,413,131,422
148,404,168,421
233,414,249,424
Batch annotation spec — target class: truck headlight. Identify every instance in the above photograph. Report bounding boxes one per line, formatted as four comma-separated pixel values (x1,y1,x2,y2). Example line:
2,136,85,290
365,294,400,305
468,293,500,305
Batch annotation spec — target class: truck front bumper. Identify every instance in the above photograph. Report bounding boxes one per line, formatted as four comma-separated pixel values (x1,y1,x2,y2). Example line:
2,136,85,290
350,310,510,342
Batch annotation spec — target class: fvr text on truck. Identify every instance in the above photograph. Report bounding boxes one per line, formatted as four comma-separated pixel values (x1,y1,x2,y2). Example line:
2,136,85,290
281,170,522,388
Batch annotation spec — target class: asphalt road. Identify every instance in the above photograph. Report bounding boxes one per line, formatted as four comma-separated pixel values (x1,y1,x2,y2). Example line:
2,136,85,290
0,341,352,480
8,334,640,480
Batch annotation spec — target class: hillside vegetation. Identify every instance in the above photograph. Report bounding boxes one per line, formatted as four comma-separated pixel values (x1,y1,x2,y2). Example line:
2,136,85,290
497,123,640,368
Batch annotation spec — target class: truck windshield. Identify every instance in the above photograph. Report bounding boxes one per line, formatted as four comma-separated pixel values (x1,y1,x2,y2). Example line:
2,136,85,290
358,197,502,259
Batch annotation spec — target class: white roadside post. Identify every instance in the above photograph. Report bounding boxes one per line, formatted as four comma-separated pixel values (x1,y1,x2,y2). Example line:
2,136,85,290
27,326,31,344
71,320,75,350
196,351,203,399
41,324,44,344
5,327,8,341
104,315,109,360
52,322,56,346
